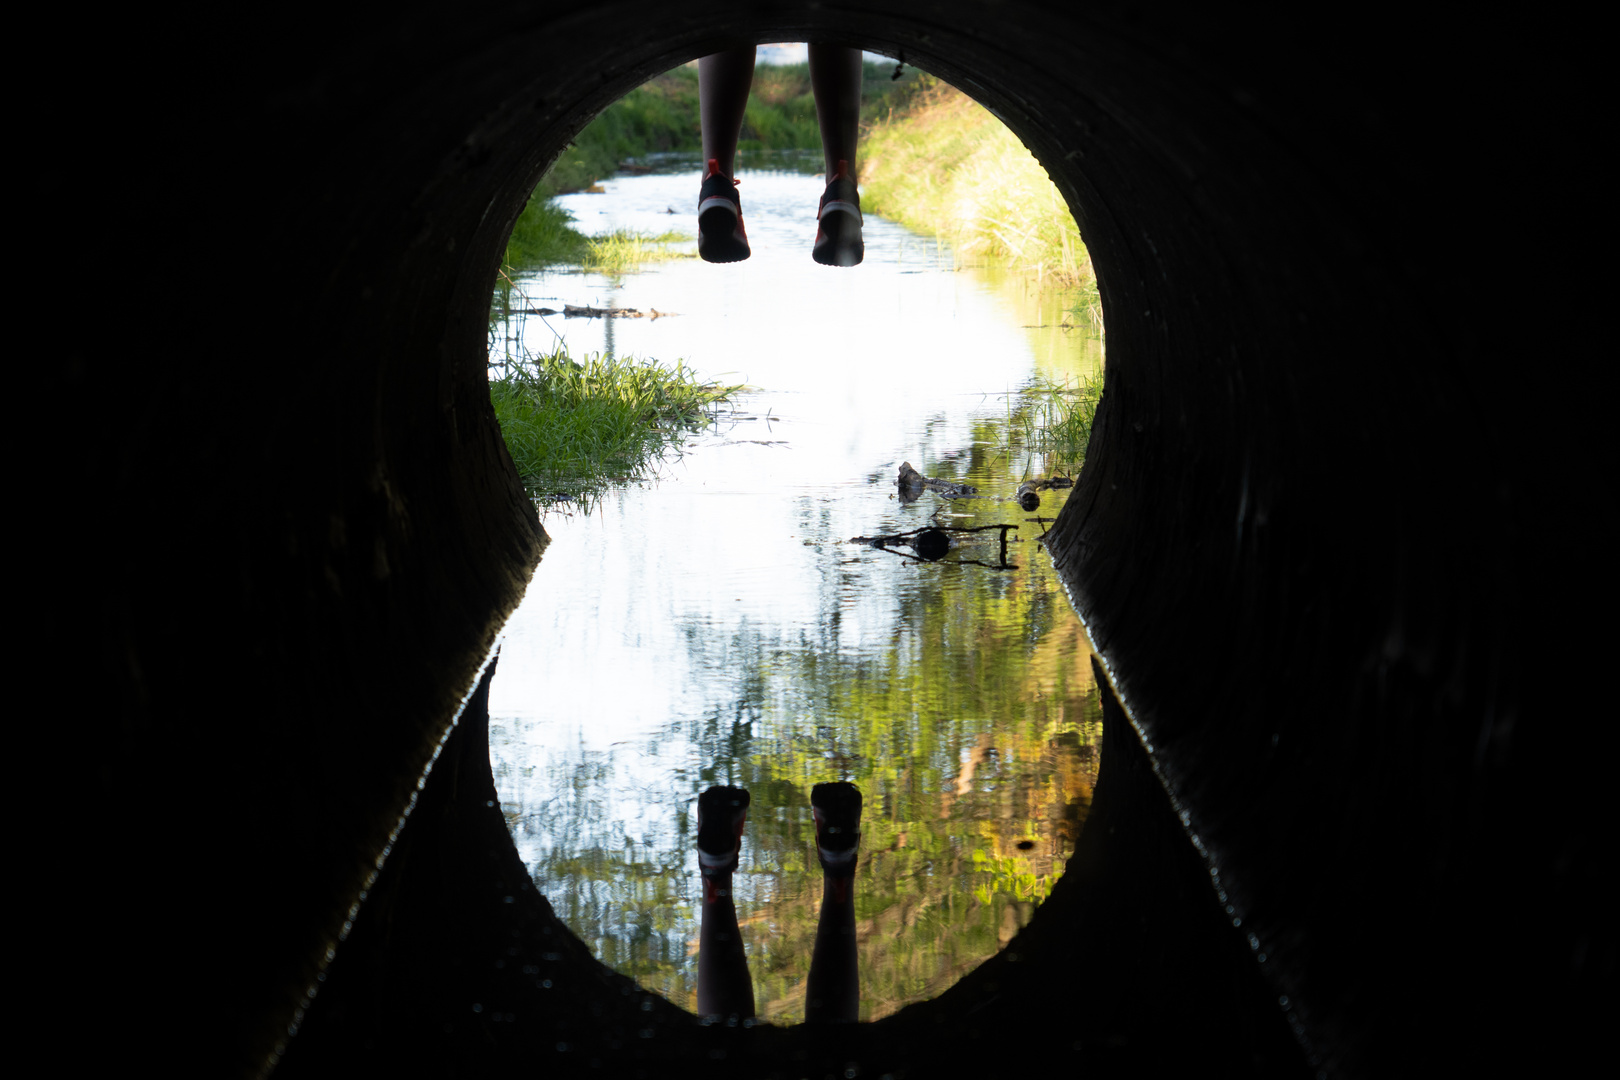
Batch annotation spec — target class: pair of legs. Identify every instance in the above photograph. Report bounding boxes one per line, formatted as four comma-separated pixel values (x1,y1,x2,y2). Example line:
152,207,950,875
696,46,865,265
699,45,862,180
696,781,862,1023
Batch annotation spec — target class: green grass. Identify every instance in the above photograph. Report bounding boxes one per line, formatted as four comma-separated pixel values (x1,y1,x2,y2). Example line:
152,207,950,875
542,67,704,195
489,349,743,509
581,229,693,273
859,76,1097,293
861,73,1106,466
501,200,692,289
505,197,591,267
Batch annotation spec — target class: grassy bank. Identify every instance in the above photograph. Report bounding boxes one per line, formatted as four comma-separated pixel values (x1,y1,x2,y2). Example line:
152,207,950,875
490,349,742,509
863,75,1103,468
859,77,1096,292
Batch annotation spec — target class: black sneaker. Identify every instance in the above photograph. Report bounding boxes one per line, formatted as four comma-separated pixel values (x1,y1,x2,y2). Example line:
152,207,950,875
698,159,750,264
697,785,751,877
811,781,862,876
812,160,863,267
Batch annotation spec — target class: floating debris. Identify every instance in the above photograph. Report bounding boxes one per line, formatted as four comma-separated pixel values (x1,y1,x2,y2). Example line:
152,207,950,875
1015,475,1076,511
897,461,978,503
849,523,1019,570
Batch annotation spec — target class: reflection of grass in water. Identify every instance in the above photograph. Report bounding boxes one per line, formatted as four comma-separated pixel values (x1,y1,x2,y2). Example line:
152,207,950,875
1024,374,1103,467
501,532,1104,1020
984,374,1104,477
489,349,741,510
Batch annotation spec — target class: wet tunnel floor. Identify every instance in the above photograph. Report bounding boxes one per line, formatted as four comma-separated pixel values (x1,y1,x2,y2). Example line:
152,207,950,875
487,157,1107,1022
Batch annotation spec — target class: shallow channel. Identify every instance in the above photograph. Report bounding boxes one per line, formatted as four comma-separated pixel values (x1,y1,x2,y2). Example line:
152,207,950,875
488,157,1105,1023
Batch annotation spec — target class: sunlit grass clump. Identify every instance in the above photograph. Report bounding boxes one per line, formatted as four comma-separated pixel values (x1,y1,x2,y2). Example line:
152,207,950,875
490,349,742,507
860,77,1096,292
582,229,693,273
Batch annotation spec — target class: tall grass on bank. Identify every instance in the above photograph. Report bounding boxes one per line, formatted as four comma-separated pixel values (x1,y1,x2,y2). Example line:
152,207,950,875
506,198,592,267
490,349,743,509
860,78,1096,292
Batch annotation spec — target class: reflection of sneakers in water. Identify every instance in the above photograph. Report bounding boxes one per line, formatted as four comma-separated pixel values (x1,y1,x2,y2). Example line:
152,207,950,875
697,159,750,264
811,781,862,876
697,785,751,877
813,160,864,267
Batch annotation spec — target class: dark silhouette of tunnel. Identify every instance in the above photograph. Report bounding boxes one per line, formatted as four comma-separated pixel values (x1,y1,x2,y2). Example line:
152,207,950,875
61,3,1607,1078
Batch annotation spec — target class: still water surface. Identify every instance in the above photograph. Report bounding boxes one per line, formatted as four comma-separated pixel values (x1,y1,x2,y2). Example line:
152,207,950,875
488,159,1104,1023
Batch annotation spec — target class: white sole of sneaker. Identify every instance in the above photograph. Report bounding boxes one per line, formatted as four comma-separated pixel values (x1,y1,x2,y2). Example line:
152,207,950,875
818,200,862,223
699,196,740,219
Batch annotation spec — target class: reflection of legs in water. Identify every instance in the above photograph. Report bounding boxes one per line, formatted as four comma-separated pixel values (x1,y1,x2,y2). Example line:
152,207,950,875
806,781,862,1023
696,781,862,1023
696,785,755,1019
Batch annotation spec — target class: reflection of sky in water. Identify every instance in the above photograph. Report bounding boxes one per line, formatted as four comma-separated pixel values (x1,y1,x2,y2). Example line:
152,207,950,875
489,167,1103,1019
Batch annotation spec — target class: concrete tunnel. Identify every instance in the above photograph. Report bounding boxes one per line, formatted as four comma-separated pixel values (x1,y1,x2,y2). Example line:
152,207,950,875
60,2,1607,1077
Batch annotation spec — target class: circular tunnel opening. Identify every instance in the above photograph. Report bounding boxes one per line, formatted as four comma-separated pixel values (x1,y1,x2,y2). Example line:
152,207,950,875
480,51,1110,1027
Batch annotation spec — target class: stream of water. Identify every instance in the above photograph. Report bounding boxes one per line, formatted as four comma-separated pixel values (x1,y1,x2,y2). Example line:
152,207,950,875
487,157,1105,1023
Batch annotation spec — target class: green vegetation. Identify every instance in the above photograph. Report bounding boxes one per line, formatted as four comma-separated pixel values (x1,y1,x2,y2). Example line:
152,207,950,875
504,197,591,267
489,349,742,508
859,76,1097,292
503,205,692,276
581,229,693,274
861,74,1105,466
541,66,700,196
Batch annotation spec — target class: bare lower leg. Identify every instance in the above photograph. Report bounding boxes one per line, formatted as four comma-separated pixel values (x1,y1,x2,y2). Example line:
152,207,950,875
804,872,859,1023
697,872,755,1018
808,44,862,176
700,48,757,178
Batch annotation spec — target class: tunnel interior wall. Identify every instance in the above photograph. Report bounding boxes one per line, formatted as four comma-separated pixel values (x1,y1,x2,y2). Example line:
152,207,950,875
49,2,1605,1077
